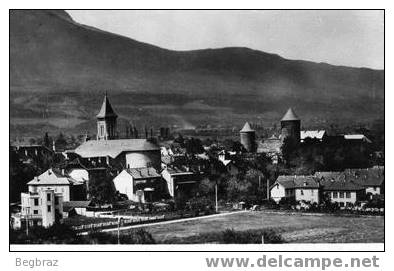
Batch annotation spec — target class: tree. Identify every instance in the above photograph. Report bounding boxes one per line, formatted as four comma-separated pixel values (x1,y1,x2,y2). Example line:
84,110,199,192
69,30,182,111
55,133,67,151
43,132,51,148
184,138,204,154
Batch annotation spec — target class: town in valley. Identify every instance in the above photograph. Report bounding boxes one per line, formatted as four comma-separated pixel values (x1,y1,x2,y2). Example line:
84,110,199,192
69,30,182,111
9,10,384,245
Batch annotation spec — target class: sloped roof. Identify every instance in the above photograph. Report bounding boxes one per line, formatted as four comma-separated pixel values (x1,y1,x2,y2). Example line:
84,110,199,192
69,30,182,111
301,130,326,141
74,139,160,158
316,168,384,188
314,171,343,180
322,180,364,191
281,108,300,121
125,167,161,179
240,122,255,132
344,134,372,143
276,175,320,189
96,94,117,119
27,168,79,186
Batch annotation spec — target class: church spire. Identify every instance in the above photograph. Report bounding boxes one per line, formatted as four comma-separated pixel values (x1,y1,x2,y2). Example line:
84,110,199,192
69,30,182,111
96,92,117,119
96,92,118,140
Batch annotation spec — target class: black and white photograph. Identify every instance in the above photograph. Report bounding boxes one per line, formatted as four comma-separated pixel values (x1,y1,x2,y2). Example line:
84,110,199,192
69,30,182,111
9,9,384,250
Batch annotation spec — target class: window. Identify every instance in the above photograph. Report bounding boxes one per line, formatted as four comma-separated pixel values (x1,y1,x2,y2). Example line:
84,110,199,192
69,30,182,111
47,205,51,212
34,199,39,206
333,192,338,198
47,193,51,201
339,192,344,198
300,190,304,195
373,187,377,191
33,210,38,215
339,202,345,207
346,192,351,198
55,197,59,205
100,125,104,136
311,190,314,195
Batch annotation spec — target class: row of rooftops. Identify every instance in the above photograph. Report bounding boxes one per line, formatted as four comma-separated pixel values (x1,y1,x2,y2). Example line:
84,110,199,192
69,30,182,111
275,167,384,191
27,164,195,186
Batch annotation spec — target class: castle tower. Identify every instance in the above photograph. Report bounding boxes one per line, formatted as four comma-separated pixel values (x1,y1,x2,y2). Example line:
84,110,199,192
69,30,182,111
240,122,256,153
280,107,301,143
96,93,118,140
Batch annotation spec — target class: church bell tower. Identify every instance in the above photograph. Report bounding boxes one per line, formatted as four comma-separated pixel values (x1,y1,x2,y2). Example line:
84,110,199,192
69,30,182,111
96,92,118,140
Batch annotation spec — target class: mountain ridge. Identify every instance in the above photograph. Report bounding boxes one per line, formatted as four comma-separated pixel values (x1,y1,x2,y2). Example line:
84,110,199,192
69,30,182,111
9,10,384,138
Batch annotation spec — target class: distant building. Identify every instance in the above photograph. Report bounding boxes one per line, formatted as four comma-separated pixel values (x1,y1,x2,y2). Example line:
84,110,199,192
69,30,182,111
74,139,161,170
112,167,163,203
344,134,372,144
300,130,327,142
74,94,161,170
270,175,320,203
240,122,257,153
18,189,63,228
27,168,85,202
280,108,301,143
162,167,199,201
10,144,54,164
257,134,282,164
218,150,240,175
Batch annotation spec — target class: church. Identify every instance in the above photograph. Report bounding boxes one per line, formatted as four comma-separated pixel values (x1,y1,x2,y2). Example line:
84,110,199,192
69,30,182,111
74,94,161,170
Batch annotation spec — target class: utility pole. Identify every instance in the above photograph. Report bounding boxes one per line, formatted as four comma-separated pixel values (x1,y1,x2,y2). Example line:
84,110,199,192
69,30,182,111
267,178,270,200
25,207,30,237
215,182,218,213
117,217,122,245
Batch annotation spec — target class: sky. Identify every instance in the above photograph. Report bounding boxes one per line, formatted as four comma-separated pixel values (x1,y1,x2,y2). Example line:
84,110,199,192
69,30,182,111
67,10,384,69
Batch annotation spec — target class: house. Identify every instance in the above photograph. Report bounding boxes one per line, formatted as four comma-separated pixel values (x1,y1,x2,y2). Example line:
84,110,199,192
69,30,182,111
218,150,240,175
19,188,63,228
320,178,365,207
270,175,320,203
300,130,327,142
162,167,199,201
344,167,384,196
315,167,384,199
27,168,85,202
112,167,163,203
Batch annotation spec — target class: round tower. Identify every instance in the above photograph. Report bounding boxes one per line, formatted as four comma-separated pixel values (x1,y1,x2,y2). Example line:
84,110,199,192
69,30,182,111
280,107,301,143
240,122,256,153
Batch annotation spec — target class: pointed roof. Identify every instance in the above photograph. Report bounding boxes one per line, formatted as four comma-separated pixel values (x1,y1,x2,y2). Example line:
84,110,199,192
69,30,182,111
281,107,299,121
96,93,117,119
240,122,255,132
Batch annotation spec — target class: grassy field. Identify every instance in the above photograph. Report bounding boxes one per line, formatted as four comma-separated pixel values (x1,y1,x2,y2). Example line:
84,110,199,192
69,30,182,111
137,211,384,244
